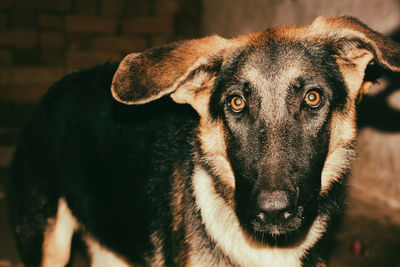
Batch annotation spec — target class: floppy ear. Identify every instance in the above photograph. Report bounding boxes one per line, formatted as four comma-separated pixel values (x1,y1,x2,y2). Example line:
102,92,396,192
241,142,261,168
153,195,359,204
111,35,238,114
310,16,400,98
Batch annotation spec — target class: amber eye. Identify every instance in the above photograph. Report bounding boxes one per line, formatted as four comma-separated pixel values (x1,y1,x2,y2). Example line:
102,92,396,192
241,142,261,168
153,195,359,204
230,96,245,113
304,90,321,108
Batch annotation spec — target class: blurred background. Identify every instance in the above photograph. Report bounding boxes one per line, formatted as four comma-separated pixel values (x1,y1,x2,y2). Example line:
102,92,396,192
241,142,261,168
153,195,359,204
0,0,399,266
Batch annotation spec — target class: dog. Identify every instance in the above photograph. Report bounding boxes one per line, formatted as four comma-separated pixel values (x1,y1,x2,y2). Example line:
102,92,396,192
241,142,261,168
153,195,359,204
7,16,400,267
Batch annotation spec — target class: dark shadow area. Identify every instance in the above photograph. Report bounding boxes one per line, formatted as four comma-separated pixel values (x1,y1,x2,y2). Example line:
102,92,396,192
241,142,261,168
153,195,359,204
357,27,400,132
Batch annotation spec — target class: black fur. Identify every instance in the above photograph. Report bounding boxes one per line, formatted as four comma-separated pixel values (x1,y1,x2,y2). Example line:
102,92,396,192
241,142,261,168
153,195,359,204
9,17,399,266
8,63,199,265
8,51,349,266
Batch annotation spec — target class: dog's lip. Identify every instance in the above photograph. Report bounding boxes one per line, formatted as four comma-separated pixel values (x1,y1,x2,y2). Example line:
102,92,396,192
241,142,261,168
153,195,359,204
250,206,304,234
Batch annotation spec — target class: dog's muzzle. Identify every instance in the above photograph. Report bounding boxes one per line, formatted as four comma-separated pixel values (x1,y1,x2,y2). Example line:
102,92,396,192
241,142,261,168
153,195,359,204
251,189,303,234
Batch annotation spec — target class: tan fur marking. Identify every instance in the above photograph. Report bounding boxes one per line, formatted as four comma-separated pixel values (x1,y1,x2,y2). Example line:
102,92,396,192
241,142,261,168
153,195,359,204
170,175,189,266
192,166,328,267
170,70,215,116
42,198,79,267
320,144,354,194
336,52,374,97
171,170,185,232
147,231,166,266
319,30,378,194
242,66,269,91
172,75,236,189
320,47,374,194
198,120,236,189
242,58,303,90
320,106,357,194
357,81,373,103
85,236,132,267
309,16,400,72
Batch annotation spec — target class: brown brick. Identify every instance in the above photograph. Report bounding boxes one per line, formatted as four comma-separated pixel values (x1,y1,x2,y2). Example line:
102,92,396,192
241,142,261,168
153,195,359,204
101,0,124,17
40,48,65,64
0,127,20,145
125,0,152,16
13,48,41,64
0,13,8,30
10,9,36,28
65,15,118,34
122,16,173,34
0,0,13,9
175,14,199,37
66,50,121,72
154,0,179,15
0,29,37,48
0,49,12,65
0,66,65,86
15,0,70,12
40,32,65,48
0,66,65,102
150,35,175,47
39,13,65,30
0,83,51,102
0,146,15,167
177,0,200,16
92,36,146,52
67,33,92,50
74,0,97,15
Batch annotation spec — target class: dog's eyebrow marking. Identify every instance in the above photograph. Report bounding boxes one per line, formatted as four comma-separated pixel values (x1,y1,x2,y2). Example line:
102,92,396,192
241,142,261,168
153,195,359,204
289,77,306,92
242,66,268,90
244,65,305,91
242,81,253,94
288,76,324,94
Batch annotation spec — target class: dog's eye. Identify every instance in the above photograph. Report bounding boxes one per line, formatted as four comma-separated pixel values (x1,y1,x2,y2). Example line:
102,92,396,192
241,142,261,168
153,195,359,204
304,90,321,108
230,96,245,113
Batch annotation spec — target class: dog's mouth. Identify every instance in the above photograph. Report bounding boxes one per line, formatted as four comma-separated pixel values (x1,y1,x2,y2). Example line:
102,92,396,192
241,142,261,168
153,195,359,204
232,170,322,246
240,204,317,247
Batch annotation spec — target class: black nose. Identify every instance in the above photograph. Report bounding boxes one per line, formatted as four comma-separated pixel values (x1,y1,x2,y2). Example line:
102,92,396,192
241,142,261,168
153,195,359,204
256,190,296,224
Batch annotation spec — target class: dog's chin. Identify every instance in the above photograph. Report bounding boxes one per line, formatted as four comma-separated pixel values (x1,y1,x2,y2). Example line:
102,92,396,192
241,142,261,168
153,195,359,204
249,222,304,247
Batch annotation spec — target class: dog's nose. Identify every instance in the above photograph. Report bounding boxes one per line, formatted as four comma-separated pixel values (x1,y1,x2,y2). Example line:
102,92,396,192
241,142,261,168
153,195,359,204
256,190,296,224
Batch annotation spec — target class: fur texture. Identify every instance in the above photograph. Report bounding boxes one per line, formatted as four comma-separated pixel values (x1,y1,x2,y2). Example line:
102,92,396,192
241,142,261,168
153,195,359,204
8,16,400,267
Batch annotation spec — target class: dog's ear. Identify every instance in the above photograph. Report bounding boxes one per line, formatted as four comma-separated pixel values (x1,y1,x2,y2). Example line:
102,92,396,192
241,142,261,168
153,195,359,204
310,16,400,98
111,36,234,112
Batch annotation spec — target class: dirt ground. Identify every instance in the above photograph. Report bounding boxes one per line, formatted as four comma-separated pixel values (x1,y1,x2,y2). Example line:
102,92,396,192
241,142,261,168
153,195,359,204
0,106,399,267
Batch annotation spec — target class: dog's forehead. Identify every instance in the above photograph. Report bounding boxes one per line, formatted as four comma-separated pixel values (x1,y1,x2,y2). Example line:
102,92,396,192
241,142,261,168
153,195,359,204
237,43,322,93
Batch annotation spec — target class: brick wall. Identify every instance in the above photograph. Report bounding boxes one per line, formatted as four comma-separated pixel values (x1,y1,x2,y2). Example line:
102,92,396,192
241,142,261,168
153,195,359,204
0,0,201,103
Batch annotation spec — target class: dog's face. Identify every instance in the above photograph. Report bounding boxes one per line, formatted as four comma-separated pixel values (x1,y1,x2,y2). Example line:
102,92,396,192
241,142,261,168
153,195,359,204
111,16,400,246
209,42,346,243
